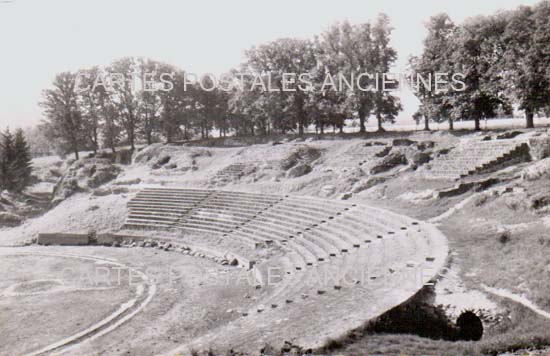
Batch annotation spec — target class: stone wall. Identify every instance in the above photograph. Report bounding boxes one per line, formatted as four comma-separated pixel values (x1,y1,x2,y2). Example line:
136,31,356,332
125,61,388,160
37,233,89,246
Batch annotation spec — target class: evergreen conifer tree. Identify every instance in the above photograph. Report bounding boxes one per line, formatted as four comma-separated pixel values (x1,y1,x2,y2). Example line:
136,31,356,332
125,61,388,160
0,128,16,190
12,128,33,192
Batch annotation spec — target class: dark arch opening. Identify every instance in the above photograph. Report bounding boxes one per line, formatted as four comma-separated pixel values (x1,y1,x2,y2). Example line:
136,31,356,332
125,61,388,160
457,311,483,341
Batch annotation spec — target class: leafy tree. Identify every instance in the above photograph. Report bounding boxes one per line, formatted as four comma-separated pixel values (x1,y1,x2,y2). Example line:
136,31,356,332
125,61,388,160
98,89,122,153
158,68,193,142
77,66,103,153
502,3,550,128
23,126,55,157
318,21,375,133
409,14,456,131
245,38,317,135
138,58,164,144
192,75,220,139
228,71,286,136
371,14,403,132
40,72,85,159
448,15,511,130
307,60,351,134
534,1,550,89
228,86,257,136
110,57,141,151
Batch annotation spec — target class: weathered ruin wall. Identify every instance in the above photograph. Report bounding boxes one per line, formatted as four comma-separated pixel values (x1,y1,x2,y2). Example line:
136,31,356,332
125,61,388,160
528,136,550,160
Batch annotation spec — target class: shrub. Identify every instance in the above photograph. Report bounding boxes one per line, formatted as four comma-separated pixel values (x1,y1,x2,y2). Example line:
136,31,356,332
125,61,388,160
499,231,511,245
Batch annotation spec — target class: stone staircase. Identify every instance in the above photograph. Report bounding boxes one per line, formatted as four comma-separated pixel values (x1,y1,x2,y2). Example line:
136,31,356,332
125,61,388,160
425,139,530,180
212,163,254,183
330,143,389,169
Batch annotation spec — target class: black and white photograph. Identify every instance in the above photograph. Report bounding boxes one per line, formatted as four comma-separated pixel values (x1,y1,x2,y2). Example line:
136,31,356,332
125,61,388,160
1,0,550,355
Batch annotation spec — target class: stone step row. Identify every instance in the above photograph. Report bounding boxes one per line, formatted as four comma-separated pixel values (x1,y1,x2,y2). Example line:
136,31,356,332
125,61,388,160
125,189,425,271
427,140,525,179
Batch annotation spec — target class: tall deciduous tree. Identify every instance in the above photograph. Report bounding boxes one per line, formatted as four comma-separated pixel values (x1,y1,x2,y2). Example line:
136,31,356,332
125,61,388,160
40,72,84,159
110,57,141,151
138,58,164,144
77,66,102,154
371,14,402,132
409,13,456,131
318,21,375,133
448,15,511,130
534,1,550,89
158,68,188,142
245,38,317,135
503,4,550,128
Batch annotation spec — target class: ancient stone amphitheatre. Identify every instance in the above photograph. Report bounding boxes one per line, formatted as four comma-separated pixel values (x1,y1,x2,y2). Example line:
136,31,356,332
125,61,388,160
2,129,550,355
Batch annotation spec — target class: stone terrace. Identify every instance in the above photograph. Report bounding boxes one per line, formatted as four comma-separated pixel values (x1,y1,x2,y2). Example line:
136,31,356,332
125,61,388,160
424,138,530,180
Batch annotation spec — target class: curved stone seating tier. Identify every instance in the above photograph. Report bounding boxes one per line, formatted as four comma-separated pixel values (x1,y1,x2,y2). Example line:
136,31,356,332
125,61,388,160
256,208,362,247
209,193,281,202
199,199,278,210
256,211,381,254
134,190,210,197
139,188,212,194
193,208,262,223
127,209,187,218
240,222,435,347
284,196,350,214
123,220,176,230
123,188,448,352
240,214,342,249
175,224,261,250
124,188,440,274
276,241,370,304
238,224,328,263
128,199,203,207
131,194,205,200
274,249,399,323
213,192,281,200
129,195,199,201
127,212,181,223
124,189,407,261
128,200,199,207
254,218,343,256
263,201,391,247
255,254,305,303
265,207,367,245
178,218,235,233
205,203,282,214
182,228,437,353
232,223,321,263
133,193,210,201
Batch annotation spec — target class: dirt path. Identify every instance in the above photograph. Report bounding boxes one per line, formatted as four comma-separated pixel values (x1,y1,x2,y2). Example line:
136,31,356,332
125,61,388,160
482,284,550,320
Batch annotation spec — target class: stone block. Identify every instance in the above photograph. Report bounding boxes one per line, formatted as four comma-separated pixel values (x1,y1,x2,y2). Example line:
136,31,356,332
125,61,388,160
38,233,89,246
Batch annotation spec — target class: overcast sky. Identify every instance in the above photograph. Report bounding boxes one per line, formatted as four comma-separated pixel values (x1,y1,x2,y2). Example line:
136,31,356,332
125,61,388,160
0,0,541,129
